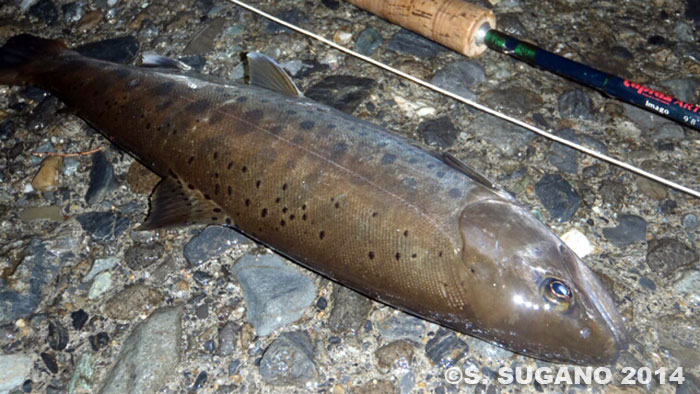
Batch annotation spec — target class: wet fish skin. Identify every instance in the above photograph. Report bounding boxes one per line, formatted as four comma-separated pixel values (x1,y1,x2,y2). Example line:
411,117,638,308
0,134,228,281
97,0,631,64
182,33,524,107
0,35,626,364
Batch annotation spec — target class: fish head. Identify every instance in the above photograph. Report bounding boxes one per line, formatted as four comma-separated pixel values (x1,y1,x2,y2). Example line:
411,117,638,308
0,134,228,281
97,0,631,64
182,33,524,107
455,198,627,364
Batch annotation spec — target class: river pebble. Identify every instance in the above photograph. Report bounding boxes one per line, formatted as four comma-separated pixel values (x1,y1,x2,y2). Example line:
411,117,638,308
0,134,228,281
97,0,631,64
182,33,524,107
233,253,316,336
682,213,698,230
83,257,118,282
430,60,486,101
28,0,58,24
124,241,164,270
646,238,698,278
85,150,118,205
355,27,383,56
259,331,316,385
377,313,426,343
76,212,131,242
67,352,94,394
534,174,581,222
184,225,249,265
98,306,183,394
425,328,468,368
62,1,84,23
104,284,163,320
266,8,304,34
327,285,371,335
71,309,88,330
548,128,579,174
375,340,414,370
603,214,648,246
47,319,68,351
417,116,458,149
32,156,63,192
481,86,542,117
466,114,533,157
0,119,13,141
659,78,699,103
88,271,112,300
558,89,593,120
304,75,376,113
388,29,446,58
0,354,33,393
216,321,238,357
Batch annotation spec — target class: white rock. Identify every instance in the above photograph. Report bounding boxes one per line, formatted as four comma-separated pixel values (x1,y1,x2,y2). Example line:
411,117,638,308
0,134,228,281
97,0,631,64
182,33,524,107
83,257,119,283
0,354,33,392
560,228,594,258
88,272,112,300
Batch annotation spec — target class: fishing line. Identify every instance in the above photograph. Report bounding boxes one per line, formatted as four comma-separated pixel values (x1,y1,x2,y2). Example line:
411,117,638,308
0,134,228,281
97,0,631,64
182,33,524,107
229,0,700,199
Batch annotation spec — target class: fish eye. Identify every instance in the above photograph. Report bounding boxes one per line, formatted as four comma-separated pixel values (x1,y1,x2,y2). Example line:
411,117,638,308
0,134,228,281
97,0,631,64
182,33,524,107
541,277,574,311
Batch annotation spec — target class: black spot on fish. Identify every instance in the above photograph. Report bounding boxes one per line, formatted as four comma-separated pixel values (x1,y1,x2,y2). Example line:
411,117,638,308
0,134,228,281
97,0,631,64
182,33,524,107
188,156,194,164
241,166,247,173
319,231,325,240
334,202,339,209
282,183,287,191
280,220,286,227
289,214,295,220
372,212,378,217
448,188,462,199
245,199,251,207
395,252,401,261
302,214,307,221
212,217,218,221
381,153,396,165
227,161,234,170
226,218,232,225
300,120,314,130
261,208,268,217
185,99,209,114
213,152,218,160
256,180,261,188
145,123,151,130
152,81,175,96
228,186,232,195
236,96,248,102
368,251,375,260
377,141,388,148
244,109,264,122
330,142,348,161
213,208,222,213
403,230,408,237
214,184,220,195
204,194,211,200
282,207,288,213
188,184,195,190
412,253,417,258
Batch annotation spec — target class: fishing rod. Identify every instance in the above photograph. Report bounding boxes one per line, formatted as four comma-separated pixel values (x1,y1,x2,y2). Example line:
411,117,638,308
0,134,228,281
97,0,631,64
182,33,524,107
228,0,700,199
345,0,700,130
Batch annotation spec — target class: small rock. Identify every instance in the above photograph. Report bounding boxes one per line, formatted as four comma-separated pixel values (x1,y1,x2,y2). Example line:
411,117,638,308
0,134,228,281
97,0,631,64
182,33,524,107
481,86,542,117
184,226,249,265
104,284,164,320
216,321,237,357
388,29,446,58
599,179,627,209
334,28,353,45
76,36,139,64
88,271,112,300
497,13,528,37
32,156,63,192
98,306,183,394
126,161,160,194
19,206,65,222
62,157,80,177
682,213,698,230
28,0,58,24
375,340,414,370
636,177,667,200
27,97,62,132
650,123,685,141
602,214,647,246
646,238,698,278
71,309,88,330
466,114,533,157
425,328,468,367
560,228,594,258
0,119,13,141
68,352,94,394
124,242,164,270
75,212,131,242
558,89,593,119
77,10,104,31
638,276,656,291
47,319,68,351
659,78,699,103
355,27,383,56
315,297,327,310
321,0,339,9
233,253,316,336
266,9,305,34
672,270,699,304
41,352,58,374
259,331,316,385
85,151,118,205
534,174,581,222
304,76,376,113
354,380,395,394
327,285,372,334
62,1,84,23
548,129,579,174
658,199,677,214
83,257,119,283
417,116,458,149
431,60,485,101
89,332,110,351
673,21,696,42
0,354,33,393
377,313,426,342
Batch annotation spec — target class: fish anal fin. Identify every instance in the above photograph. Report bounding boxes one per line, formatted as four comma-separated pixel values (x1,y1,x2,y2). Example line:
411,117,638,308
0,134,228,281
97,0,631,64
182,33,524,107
137,176,232,230
443,152,516,202
246,52,303,97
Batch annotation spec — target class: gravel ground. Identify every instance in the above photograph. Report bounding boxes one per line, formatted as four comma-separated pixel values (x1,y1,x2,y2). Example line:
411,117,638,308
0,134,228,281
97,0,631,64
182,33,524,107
0,0,699,393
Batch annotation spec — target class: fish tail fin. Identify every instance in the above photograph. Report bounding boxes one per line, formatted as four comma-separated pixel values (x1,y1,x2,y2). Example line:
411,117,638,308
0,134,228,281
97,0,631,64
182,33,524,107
0,34,67,85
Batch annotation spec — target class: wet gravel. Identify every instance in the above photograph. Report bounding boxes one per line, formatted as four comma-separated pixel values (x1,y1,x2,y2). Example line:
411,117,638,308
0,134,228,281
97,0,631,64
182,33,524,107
1,0,699,393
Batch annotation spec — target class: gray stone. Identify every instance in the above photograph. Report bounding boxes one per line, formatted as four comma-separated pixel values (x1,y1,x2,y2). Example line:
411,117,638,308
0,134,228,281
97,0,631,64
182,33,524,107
651,123,685,141
682,213,698,230
377,313,426,343
388,29,446,58
76,212,130,242
659,78,699,103
548,129,579,174
417,116,458,149
88,272,112,300
622,103,668,134
425,328,468,368
104,284,164,320
603,214,647,246
375,340,414,370
638,276,657,291
83,257,119,283
430,60,486,101
672,270,699,304
48,319,68,351
266,9,305,34
0,353,33,393
62,1,84,23
481,86,542,117
68,352,95,394
184,226,249,265
466,114,534,157
98,306,183,394
355,27,383,56
646,238,698,278
62,157,80,177
85,150,118,205
534,174,581,222
29,0,58,24
327,285,372,334
674,42,700,62
673,21,696,42
598,179,627,209
232,253,316,336
125,241,164,270
259,331,316,385
558,89,593,119
216,321,237,357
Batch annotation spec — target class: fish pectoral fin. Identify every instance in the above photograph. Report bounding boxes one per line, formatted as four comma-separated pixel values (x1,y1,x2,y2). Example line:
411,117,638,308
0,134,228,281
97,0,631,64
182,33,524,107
140,52,192,71
137,177,231,230
442,152,517,202
246,52,303,97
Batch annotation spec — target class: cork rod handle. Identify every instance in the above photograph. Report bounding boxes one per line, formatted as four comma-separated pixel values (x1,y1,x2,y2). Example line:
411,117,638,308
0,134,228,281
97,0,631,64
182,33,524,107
345,0,496,57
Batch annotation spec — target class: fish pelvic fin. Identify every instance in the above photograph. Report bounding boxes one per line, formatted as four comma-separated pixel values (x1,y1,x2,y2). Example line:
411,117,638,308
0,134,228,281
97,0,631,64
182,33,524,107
246,52,303,97
138,176,232,230
0,34,66,85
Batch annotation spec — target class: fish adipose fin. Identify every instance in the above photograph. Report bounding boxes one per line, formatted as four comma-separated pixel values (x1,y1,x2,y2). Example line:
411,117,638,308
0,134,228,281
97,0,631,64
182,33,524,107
138,177,231,230
0,34,66,85
140,52,192,71
246,52,303,97
442,152,516,202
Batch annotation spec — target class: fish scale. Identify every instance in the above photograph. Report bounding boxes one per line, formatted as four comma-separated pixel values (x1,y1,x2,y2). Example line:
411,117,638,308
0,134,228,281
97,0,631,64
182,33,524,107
0,35,626,365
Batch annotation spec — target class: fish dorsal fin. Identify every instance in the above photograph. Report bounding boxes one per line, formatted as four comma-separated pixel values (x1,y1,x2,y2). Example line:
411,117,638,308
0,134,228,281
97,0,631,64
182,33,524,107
141,52,192,71
443,152,516,201
137,176,231,230
246,52,303,97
